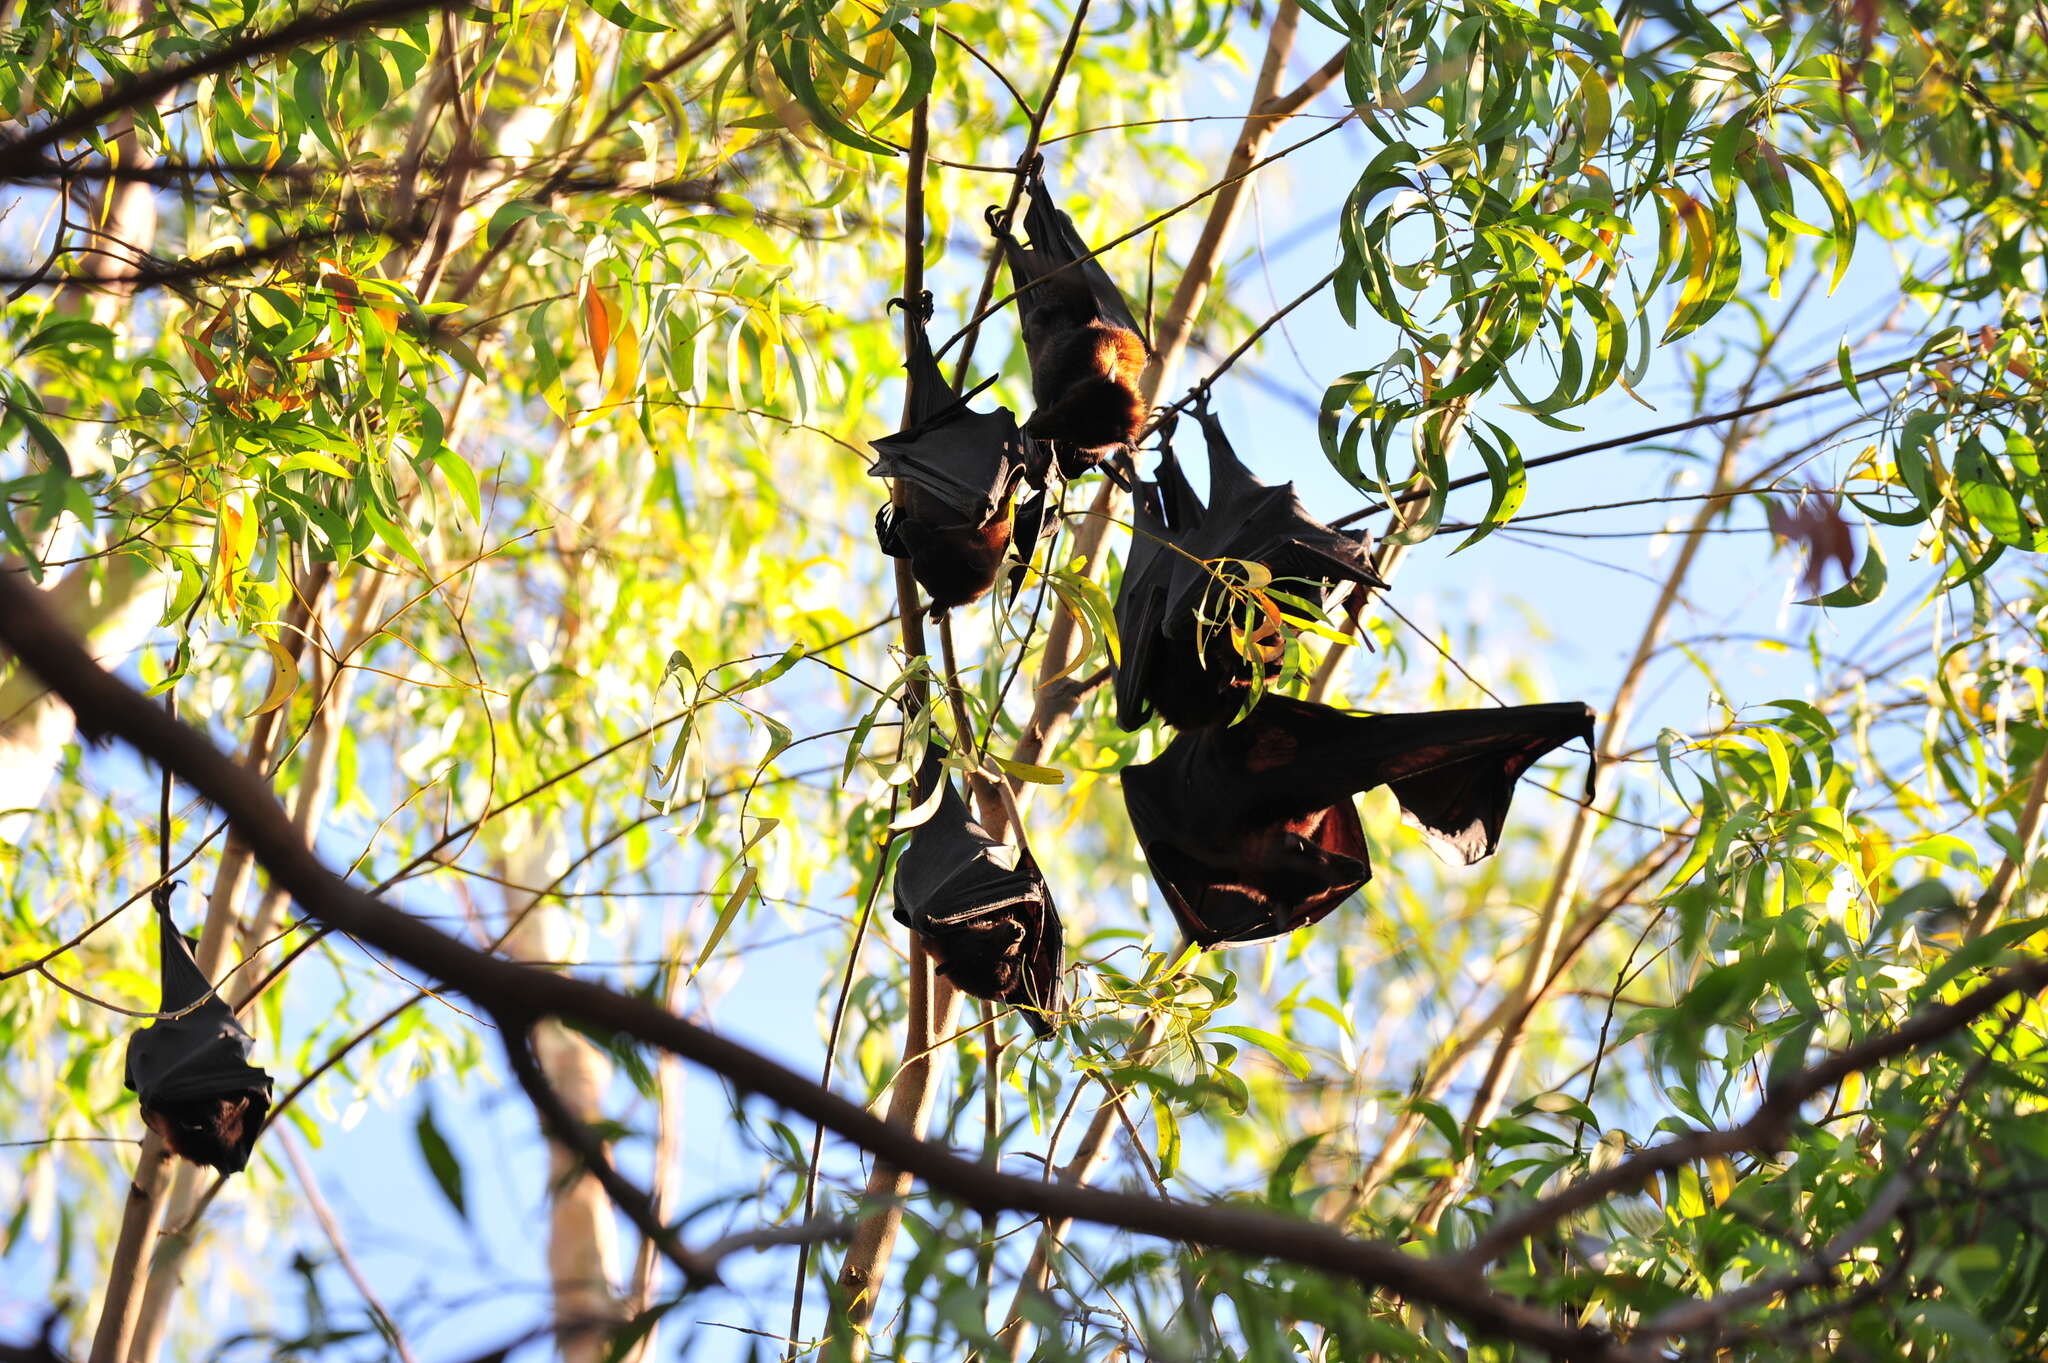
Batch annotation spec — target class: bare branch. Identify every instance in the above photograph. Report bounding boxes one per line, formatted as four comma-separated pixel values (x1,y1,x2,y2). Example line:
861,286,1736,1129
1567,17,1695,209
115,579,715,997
0,0,469,173
0,559,1619,1363
1458,958,2048,1268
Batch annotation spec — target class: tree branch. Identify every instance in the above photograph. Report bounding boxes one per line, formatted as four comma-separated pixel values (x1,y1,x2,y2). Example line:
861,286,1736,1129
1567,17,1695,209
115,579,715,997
499,1020,721,1286
0,0,470,173
0,559,1621,1363
1457,957,2048,1268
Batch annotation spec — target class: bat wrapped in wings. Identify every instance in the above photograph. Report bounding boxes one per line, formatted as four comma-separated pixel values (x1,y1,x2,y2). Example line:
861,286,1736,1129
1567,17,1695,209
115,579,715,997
891,750,1063,1036
1122,695,1597,947
125,883,274,1173
870,293,1039,616
988,165,1151,478
1114,398,1387,731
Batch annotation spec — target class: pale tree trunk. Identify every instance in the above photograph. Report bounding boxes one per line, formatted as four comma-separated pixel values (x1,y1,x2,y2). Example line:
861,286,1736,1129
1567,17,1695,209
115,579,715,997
0,554,163,841
1,10,173,827
22,16,177,1351
498,839,628,1362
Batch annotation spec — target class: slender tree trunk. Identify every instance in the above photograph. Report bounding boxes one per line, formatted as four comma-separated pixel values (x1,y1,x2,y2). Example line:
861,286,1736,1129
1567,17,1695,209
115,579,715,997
500,841,628,1362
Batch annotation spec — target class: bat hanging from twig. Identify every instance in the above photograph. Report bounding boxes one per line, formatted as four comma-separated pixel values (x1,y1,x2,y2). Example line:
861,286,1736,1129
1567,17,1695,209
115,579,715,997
870,292,1042,616
988,162,1151,479
890,748,1064,1035
1114,393,1387,731
125,882,274,1173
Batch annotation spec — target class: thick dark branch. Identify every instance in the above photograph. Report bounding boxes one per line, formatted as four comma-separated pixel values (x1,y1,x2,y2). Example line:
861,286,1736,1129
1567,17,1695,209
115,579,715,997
1458,957,2048,1267
0,562,1616,1363
498,1023,720,1286
0,0,466,173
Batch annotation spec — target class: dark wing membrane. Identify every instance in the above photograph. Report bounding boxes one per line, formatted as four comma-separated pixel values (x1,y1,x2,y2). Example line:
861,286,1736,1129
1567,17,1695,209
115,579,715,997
1114,406,1389,730
1120,696,1596,947
1124,751,1372,947
126,901,274,1172
1113,435,1212,731
1167,404,1385,624
1113,476,1175,731
902,300,956,429
1353,702,1598,864
892,768,1064,1035
869,407,1024,528
869,308,1025,529
1002,172,1147,340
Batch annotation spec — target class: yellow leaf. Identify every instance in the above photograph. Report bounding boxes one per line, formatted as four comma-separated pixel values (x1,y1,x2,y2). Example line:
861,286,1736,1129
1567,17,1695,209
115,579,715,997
1707,1155,1736,1205
246,635,301,717
280,451,353,478
234,491,258,565
992,756,1065,786
604,319,641,410
1838,1069,1864,1113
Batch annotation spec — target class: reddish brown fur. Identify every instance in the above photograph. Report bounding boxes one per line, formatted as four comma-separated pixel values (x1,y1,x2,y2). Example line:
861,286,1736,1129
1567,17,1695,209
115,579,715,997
1019,275,1147,455
889,487,1015,615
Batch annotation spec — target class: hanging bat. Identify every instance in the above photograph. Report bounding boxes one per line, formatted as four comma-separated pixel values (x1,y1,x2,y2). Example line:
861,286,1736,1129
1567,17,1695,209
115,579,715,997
124,883,274,1173
989,167,1151,478
1114,397,1388,731
1121,695,1596,947
870,293,1036,616
891,751,1063,1036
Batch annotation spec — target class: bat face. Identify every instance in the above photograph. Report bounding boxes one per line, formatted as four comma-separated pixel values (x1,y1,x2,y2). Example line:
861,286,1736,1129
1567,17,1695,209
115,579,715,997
142,1091,269,1174
1122,696,1596,946
892,764,1064,1036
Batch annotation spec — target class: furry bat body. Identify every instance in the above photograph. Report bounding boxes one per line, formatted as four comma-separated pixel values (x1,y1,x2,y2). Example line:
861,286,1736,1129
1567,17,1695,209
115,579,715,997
891,752,1063,1035
991,168,1151,477
870,295,1037,615
125,884,274,1173
1115,400,1387,731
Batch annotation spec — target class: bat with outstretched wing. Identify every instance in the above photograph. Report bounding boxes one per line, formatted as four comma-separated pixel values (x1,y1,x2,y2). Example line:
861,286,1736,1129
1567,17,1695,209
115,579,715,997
1122,695,1597,946
891,751,1064,1036
124,883,274,1173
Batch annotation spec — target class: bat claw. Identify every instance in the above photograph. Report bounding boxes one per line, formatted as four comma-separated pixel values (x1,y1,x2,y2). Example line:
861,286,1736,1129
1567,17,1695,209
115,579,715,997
886,290,934,322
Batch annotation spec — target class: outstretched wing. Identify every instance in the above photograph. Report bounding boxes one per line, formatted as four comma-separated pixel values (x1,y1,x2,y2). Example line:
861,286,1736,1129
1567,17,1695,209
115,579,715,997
1120,696,1597,946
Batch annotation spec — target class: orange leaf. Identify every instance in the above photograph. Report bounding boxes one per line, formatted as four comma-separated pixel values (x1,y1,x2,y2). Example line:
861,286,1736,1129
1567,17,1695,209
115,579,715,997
582,283,613,373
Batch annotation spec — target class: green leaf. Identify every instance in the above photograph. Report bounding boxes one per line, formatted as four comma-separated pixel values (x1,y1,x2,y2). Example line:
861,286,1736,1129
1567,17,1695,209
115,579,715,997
414,1104,468,1221
1798,524,1885,607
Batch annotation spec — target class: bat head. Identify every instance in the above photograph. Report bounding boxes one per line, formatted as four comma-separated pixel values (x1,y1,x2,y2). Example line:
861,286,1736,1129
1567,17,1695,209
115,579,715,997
143,1091,269,1173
